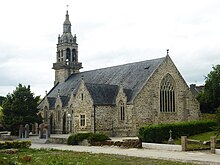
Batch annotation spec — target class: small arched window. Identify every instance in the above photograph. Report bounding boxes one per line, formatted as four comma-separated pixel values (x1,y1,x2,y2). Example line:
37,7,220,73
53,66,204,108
70,104,74,114
81,93,84,101
119,101,125,121
160,74,175,112
44,106,48,122
56,105,61,122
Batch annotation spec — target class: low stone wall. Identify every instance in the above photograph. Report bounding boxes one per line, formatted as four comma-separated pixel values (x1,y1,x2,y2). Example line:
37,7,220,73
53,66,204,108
142,143,182,151
47,137,67,144
91,139,142,148
0,135,18,140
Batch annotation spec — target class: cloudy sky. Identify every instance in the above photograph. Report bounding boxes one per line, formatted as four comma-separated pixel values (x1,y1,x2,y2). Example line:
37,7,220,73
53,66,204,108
0,0,220,97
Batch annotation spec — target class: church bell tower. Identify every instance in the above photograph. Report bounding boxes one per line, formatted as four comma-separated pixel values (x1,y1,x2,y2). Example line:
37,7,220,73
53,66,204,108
53,10,82,84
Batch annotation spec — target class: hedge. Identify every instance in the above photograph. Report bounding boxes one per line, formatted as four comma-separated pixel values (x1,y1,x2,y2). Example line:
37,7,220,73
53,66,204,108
0,141,31,149
67,133,110,145
139,120,217,143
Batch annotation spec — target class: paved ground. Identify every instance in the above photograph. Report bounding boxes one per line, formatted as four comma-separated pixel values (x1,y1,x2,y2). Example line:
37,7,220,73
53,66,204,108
30,143,220,165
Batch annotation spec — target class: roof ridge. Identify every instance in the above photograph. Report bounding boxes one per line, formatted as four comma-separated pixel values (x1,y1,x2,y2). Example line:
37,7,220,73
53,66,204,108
80,56,166,74
85,82,118,87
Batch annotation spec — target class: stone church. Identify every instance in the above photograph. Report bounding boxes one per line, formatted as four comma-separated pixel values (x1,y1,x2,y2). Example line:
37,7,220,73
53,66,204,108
38,11,200,136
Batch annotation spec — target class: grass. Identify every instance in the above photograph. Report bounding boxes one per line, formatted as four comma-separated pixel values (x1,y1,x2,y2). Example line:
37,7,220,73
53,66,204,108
189,131,218,141
174,131,220,150
175,131,219,143
0,148,197,165
200,113,216,121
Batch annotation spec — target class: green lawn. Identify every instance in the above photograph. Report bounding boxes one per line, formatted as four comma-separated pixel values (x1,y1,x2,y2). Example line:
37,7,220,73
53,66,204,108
175,131,219,143
0,148,197,165
200,113,216,121
175,131,220,150
189,131,219,141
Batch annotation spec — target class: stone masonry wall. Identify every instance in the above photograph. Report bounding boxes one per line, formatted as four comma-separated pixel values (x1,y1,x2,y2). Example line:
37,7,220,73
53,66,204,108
71,81,94,133
133,56,200,130
94,85,135,137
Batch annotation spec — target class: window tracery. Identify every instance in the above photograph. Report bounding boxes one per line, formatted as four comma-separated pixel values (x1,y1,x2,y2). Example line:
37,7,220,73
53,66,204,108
160,74,175,112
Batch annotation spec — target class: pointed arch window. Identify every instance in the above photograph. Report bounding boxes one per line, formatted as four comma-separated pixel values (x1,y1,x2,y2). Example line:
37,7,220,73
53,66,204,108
44,106,48,122
119,101,125,121
160,74,176,112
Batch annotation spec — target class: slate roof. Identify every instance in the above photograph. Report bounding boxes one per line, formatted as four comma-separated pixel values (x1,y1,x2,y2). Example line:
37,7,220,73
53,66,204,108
85,83,119,105
85,83,133,105
60,96,70,107
47,97,56,109
190,84,204,97
39,56,165,108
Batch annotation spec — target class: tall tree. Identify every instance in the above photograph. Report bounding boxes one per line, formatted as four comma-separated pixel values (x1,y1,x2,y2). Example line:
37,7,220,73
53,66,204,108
198,65,220,113
0,96,6,106
2,84,42,135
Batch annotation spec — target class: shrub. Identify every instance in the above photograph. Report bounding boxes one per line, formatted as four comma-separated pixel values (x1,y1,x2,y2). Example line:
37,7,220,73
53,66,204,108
139,120,217,143
67,132,110,145
0,140,31,149
88,133,110,143
67,133,93,145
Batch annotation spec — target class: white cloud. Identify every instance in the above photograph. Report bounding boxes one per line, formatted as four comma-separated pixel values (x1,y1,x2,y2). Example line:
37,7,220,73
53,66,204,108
0,0,220,96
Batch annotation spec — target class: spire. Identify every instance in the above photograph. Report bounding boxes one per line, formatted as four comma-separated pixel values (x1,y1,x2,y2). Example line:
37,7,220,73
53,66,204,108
65,10,70,22
63,10,71,33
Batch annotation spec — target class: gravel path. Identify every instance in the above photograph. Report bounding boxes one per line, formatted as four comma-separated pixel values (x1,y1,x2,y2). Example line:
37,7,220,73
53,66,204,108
31,143,220,165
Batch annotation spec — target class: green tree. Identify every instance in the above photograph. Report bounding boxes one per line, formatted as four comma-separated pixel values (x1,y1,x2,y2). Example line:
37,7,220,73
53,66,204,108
2,84,42,135
0,96,6,106
197,65,220,113
197,91,209,113
0,106,3,121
